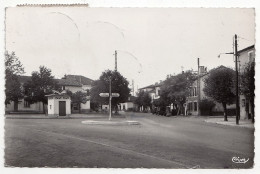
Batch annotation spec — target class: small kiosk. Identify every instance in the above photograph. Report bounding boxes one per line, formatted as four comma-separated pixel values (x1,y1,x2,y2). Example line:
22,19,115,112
46,93,71,117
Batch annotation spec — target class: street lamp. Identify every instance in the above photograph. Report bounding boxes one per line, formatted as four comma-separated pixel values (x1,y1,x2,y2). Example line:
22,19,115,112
218,34,240,125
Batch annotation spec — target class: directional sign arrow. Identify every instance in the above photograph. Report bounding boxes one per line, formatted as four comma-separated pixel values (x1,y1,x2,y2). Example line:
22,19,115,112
99,93,109,97
112,93,120,97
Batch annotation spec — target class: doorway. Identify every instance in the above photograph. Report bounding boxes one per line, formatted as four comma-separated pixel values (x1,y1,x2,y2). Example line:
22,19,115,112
59,101,66,116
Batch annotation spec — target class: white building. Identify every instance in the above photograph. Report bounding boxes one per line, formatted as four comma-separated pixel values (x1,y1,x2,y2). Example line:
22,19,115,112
238,45,255,120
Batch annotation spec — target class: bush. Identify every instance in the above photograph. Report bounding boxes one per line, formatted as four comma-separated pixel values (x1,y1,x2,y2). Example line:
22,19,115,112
199,99,216,116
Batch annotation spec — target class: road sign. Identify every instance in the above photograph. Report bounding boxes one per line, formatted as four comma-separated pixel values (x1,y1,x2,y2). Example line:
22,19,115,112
112,93,120,97
99,93,109,97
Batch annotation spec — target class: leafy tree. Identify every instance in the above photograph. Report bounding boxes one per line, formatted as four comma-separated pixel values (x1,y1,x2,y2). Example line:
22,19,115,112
66,90,89,113
203,66,235,121
199,99,216,116
5,51,25,111
135,90,151,111
159,71,196,115
240,62,255,123
24,66,61,114
90,70,131,112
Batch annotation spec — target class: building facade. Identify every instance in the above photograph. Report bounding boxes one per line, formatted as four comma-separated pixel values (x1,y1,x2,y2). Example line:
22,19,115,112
5,74,93,114
186,66,235,116
238,45,255,120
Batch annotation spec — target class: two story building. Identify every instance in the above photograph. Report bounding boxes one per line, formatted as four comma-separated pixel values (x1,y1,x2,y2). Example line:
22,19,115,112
238,45,255,120
186,66,235,116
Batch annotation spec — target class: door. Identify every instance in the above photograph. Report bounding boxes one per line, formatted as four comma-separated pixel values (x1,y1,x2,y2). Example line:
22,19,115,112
59,101,66,116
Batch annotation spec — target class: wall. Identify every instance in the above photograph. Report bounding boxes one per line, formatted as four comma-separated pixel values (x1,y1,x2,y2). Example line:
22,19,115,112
52,97,71,116
47,98,55,115
238,48,255,119
5,99,43,112
65,86,82,93
65,85,91,112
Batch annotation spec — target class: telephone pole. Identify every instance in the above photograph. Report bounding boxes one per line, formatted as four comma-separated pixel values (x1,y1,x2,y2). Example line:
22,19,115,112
234,34,240,125
109,77,112,120
115,50,117,71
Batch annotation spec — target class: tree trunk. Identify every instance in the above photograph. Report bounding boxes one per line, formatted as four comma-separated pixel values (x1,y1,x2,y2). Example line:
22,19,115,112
222,103,228,121
14,99,18,112
42,102,46,115
114,105,118,114
79,103,81,114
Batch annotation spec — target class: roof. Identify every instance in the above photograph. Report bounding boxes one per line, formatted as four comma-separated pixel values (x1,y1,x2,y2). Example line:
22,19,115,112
17,75,94,87
65,75,94,86
45,93,70,97
57,78,82,87
238,45,255,54
139,82,163,90
148,89,156,93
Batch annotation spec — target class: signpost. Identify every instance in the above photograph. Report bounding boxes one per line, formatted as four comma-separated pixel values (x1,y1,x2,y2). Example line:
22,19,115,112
99,89,120,120
99,93,109,97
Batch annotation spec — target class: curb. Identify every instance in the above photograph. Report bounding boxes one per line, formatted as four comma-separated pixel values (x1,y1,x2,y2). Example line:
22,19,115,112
81,120,141,125
204,120,254,129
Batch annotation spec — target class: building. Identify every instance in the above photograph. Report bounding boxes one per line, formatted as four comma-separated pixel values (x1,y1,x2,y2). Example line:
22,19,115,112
238,45,255,120
5,74,94,114
138,82,162,102
137,82,163,111
186,66,235,116
5,75,44,113
59,75,93,113
119,96,137,111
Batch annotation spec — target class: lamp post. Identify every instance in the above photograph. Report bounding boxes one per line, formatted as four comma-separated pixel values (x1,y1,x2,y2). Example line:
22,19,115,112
218,34,240,125
109,77,112,120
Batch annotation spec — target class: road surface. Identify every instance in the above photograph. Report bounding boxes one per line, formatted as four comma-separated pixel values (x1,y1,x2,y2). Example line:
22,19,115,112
5,112,254,168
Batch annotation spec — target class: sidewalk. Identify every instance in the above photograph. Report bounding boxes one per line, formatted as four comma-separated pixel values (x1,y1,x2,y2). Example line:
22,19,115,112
204,117,254,129
5,113,109,119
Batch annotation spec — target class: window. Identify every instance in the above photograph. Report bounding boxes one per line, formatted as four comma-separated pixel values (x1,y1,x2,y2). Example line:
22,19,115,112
194,87,197,96
194,102,197,111
50,105,52,109
24,100,30,108
188,103,193,111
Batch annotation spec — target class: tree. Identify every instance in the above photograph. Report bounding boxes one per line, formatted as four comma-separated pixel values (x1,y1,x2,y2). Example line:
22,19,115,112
199,99,216,116
135,90,151,111
66,90,89,113
159,71,196,115
24,66,61,114
240,62,255,123
5,51,25,111
90,70,131,112
203,66,235,121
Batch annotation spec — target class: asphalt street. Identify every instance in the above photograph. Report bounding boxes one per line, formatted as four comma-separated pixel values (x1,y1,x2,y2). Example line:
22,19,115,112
5,112,254,168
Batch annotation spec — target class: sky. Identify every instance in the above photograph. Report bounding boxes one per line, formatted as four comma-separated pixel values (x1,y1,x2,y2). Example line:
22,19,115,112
5,8,255,90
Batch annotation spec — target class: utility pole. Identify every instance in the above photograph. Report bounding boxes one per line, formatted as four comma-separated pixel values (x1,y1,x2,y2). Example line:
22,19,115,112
234,34,240,125
109,77,112,120
132,79,134,96
115,50,117,71
197,58,201,116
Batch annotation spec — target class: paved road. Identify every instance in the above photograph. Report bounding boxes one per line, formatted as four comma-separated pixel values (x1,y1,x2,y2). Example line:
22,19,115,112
5,112,254,168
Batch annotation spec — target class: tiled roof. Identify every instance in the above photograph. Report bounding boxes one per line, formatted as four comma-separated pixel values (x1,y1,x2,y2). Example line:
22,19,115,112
57,78,82,87
139,82,163,90
65,75,94,86
17,75,93,87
